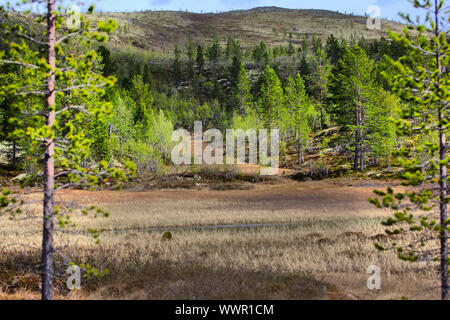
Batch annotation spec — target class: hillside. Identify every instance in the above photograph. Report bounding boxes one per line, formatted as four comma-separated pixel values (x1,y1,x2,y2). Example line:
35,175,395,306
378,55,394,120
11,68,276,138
97,7,405,52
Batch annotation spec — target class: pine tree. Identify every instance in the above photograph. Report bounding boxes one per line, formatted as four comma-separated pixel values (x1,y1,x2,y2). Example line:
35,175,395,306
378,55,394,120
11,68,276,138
330,45,380,171
0,2,135,300
369,0,450,300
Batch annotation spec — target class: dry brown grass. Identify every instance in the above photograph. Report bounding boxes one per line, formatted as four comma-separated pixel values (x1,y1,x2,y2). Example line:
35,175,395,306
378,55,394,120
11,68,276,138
0,179,441,300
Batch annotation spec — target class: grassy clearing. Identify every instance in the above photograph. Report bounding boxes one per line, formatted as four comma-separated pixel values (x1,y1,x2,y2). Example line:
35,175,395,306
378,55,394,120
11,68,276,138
0,180,441,300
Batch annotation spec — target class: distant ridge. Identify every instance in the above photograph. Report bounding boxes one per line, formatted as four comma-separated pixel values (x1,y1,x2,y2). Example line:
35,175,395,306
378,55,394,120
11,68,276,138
95,7,404,52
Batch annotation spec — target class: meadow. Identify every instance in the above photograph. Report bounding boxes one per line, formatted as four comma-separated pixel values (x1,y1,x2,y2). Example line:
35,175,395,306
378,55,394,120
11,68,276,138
0,176,440,300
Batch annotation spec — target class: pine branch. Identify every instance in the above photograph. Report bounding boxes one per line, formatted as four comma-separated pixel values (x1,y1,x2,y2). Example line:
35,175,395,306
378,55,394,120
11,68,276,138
0,59,38,69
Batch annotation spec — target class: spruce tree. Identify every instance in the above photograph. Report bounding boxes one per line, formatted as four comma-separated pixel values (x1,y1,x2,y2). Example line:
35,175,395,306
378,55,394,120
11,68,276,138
143,63,154,88
129,75,154,140
233,62,253,115
196,44,204,75
299,55,312,95
173,45,182,86
258,65,284,131
309,48,332,130
325,34,343,66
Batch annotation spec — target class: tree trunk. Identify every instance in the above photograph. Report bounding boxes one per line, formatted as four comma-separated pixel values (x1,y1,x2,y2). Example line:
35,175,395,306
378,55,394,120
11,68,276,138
354,102,360,171
360,146,364,172
355,94,364,172
439,118,448,300
298,141,303,165
12,140,16,168
320,106,324,131
434,0,448,300
41,0,56,301
354,130,359,171
359,127,364,172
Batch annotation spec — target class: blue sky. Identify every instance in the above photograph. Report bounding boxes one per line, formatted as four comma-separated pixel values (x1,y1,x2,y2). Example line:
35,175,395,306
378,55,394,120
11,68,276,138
0,0,425,22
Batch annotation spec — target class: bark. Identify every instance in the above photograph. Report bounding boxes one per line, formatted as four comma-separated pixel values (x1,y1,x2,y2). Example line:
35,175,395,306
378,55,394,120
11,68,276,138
298,141,303,165
359,125,364,172
434,0,449,300
439,111,448,300
41,0,56,301
12,140,16,168
354,101,362,171
320,105,324,131
354,130,359,171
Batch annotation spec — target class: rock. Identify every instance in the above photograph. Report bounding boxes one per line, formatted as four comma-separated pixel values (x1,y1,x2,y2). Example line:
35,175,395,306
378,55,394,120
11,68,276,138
11,173,26,183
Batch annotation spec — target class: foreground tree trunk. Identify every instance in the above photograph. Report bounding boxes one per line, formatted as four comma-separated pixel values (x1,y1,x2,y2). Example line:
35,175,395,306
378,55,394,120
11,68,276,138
433,0,448,300
42,0,56,301
439,112,448,300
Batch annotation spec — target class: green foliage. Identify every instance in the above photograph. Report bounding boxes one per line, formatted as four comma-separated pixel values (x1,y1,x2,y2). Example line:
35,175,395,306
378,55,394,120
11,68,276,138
231,105,262,132
253,41,269,64
129,75,154,139
196,44,204,75
0,2,134,299
85,115,111,162
369,0,450,299
309,48,332,129
258,65,285,131
284,74,311,162
330,45,395,170
148,109,175,162
232,62,253,115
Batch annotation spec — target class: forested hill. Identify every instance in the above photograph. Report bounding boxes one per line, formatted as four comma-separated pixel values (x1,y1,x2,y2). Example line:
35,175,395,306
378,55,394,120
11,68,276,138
98,7,404,52
0,5,410,177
